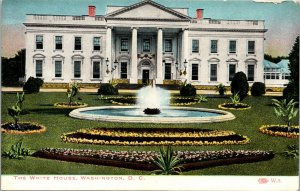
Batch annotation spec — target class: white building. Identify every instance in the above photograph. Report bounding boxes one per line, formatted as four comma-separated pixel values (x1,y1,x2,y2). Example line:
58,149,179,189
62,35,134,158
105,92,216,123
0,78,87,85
24,0,267,86
264,59,290,87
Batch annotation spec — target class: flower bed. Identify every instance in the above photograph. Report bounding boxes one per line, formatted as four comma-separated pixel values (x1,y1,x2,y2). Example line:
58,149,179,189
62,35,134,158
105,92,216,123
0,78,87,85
106,96,198,106
259,125,299,138
61,128,250,146
54,102,88,109
1,122,46,134
218,103,251,110
33,148,274,172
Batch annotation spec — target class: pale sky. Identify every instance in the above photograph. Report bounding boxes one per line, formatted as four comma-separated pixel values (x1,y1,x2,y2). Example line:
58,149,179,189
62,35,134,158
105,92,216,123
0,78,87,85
1,0,300,58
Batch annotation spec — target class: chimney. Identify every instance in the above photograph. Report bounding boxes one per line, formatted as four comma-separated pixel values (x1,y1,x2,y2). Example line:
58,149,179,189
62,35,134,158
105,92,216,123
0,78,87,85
88,6,96,17
196,9,203,19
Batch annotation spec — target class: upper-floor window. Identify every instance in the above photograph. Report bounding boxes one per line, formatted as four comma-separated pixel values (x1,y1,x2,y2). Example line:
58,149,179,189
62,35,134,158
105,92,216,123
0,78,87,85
143,39,150,52
121,38,129,51
55,36,62,50
74,37,81,50
248,41,255,54
35,60,43,77
164,39,172,52
229,40,236,54
210,40,218,53
192,40,199,53
36,35,43,50
93,37,100,51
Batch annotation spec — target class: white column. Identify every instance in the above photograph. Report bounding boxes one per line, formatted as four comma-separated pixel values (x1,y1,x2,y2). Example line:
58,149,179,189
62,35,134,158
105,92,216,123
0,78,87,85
156,28,163,84
130,27,138,84
104,27,112,83
182,28,189,81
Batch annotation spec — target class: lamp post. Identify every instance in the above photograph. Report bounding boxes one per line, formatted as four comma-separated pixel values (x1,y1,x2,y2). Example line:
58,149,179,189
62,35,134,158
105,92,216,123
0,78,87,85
175,59,188,76
105,58,110,74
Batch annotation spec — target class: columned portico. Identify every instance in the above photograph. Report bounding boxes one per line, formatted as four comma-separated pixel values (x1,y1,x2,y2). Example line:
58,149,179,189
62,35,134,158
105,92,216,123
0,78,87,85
182,28,189,81
104,26,112,83
156,28,163,84
130,27,138,83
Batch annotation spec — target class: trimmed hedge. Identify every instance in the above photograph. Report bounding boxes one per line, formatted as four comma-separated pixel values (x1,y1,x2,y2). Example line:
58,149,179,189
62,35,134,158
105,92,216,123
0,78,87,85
180,84,196,96
98,83,118,95
251,82,266,96
23,77,44,93
230,72,249,101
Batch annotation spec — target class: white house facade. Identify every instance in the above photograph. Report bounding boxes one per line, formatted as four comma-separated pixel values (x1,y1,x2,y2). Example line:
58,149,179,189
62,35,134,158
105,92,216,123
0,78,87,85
24,0,267,86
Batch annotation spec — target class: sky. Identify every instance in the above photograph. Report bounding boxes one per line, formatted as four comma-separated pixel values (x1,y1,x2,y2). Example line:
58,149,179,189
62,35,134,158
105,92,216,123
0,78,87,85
1,0,300,58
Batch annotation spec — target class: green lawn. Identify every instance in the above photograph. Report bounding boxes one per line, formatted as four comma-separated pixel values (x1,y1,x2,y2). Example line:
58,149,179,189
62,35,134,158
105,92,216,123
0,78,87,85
1,92,299,175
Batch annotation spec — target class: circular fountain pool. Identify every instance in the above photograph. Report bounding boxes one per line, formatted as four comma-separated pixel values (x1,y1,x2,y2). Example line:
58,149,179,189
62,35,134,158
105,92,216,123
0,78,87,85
69,106,235,124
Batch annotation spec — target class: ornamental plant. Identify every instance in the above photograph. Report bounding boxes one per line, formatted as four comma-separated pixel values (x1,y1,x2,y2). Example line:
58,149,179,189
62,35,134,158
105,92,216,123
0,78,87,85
196,95,208,103
230,93,240,107
216,83,226,96
7,104,21,126
16,92,25,111
251,82,266,96
152,145,183,175
2,140,30,159
272,98,299,130
180,80,196,96
67,81,79,105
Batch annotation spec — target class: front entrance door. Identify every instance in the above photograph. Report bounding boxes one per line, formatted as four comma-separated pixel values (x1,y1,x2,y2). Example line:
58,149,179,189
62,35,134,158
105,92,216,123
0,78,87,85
142,69,149,84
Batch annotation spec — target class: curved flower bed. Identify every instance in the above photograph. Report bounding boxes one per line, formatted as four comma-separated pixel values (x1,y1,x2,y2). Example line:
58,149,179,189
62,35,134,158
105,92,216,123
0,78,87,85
259,125,299,138
103,96,198,106
61,128,250,146
218,103,251,110
54,102,88,109
33,148,274,171
1,122,46,134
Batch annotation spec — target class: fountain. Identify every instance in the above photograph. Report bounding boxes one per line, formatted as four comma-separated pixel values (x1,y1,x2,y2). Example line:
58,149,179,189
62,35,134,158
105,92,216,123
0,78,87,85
137,85,169,115
69,85,236,124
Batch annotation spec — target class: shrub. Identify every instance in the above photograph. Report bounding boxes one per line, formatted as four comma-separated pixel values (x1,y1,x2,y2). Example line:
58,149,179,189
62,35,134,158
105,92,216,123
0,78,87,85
2,140,30,159
98,83,118,95
180,81,196,96
23,77,44,93
283,82,299,101
251,82,266,96
230,72,249,101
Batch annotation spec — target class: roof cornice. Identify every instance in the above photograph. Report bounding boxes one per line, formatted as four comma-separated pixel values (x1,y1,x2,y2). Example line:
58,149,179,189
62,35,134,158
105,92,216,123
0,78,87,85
23,23,107,29
189,28,268,33
105,0,191,20
106,17,190,22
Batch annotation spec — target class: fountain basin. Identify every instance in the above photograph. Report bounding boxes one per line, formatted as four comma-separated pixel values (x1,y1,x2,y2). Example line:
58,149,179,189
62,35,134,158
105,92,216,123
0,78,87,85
69,106,235,124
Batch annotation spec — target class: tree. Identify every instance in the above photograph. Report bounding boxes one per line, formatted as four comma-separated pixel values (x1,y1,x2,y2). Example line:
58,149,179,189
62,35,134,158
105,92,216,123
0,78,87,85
264,54,288,63
284,36,299,100
230,72,249,101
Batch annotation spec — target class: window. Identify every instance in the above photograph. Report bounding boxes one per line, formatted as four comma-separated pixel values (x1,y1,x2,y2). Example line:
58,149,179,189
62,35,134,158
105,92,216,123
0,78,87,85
247,65,255,81
229,40,236,54
36,35,43,49
248,41,255,54
55,36,62,50
282,73,290,80
74,37,81,50
192,40,199,53
229,64,236,81
120,62,127,79
210,64,217,81
36,60,43,77
92,61,100,78
192,64,199,80
121,38,129,51
54,61,62,77
211,40,218,53
164,39,172,52
93,37,100,51
164,63,171,79
74,61,81,78
143,39,150,52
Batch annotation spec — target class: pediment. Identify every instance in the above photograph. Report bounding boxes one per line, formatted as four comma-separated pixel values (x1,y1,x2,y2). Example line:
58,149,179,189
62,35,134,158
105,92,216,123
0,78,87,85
106,0,190,20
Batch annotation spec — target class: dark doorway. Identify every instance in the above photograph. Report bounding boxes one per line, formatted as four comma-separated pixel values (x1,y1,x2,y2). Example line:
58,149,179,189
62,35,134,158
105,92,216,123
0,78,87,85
142,69,149,84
